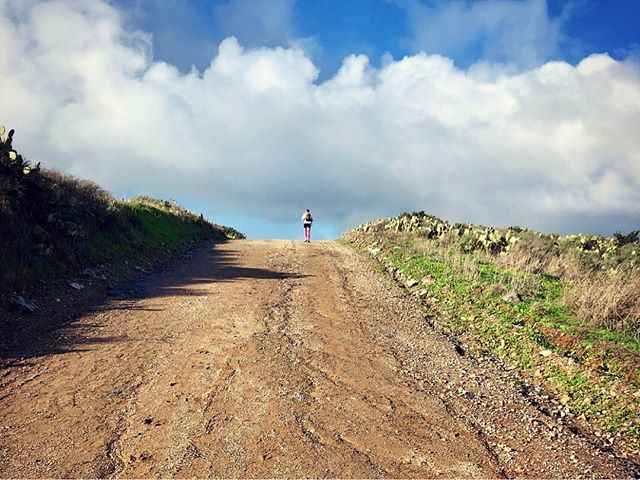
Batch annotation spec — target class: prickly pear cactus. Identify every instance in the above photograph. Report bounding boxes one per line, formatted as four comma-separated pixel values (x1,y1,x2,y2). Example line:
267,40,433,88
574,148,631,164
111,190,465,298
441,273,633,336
378,211,522,254
0,124,40,178
347,210,637,273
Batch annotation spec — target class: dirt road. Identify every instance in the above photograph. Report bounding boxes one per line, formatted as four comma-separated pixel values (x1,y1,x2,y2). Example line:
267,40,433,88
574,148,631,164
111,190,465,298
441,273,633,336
0,240,630,477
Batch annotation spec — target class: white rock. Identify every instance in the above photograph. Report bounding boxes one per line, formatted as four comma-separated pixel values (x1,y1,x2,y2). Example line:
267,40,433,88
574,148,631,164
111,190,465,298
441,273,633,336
82,268,106,280
502,291,522,303
11,296,38,312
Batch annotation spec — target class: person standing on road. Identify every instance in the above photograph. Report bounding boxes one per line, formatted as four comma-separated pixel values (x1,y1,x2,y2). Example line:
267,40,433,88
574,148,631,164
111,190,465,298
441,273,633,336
302,209,313,242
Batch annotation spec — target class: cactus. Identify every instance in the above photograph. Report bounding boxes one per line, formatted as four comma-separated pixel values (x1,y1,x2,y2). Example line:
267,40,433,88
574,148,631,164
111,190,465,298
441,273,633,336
383,211,454,239
614,230,639,246
347,211,637,273
365,212,525,255
1,124,41,179
350,210,634,266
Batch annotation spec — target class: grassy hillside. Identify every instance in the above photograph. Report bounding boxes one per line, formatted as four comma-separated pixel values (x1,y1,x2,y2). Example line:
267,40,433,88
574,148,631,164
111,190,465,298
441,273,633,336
342,212,640,459
0,125,243,300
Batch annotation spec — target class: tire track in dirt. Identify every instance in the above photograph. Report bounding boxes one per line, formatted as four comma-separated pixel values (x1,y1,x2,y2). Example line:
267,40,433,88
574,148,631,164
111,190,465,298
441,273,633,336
0,240,630,478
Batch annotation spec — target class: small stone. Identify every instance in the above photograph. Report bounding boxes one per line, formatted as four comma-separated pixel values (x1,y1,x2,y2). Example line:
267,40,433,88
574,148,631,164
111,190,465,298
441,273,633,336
502,291,522,303
406,278,419,288
10,296,38,313
69,282,85,290
82,268,106,280
539,349,552,357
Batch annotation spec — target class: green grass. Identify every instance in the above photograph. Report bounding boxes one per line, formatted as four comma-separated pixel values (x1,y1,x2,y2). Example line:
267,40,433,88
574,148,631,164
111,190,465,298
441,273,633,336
88,200,219,264
2,127,242,307
343,232,640,453
1,189,236,298
1,134,242,299
396,247,640,353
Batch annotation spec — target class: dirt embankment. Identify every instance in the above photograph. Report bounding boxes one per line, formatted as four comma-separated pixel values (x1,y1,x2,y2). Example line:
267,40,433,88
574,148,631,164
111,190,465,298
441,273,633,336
0,240,632,477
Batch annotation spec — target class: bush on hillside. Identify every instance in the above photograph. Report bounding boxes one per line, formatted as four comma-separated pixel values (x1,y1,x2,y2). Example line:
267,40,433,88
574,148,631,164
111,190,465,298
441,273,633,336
344,212,640,455
0,125,239,297
347,211,640,333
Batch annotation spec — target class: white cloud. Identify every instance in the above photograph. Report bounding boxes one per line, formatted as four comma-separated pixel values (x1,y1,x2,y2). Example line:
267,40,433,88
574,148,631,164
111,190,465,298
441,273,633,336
210,0,323,73
1,0,639,236
212,0,297,49
398,0,566,69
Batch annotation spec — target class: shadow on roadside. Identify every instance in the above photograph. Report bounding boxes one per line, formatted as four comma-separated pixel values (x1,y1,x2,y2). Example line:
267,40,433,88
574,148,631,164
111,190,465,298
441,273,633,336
0,240,308,364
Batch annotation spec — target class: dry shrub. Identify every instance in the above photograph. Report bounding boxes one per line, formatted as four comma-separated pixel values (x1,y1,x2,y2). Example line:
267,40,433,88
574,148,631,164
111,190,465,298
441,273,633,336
0,164,118,294
487,283,507,296
564,270,640,335
504,239,581,284
444,249,482,282
415,236,481,281
42,169,114,214
498,233,639,334
131,196,203,223
497,232,556,275
353,214,639,335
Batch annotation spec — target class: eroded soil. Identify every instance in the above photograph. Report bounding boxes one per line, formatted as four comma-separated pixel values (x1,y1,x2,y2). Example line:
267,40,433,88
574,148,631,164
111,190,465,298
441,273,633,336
0,240,630,477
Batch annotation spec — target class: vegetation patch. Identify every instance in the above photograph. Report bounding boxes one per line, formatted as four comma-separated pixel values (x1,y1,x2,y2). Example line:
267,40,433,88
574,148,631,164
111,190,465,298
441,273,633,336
0,125,243,302
342,212,640,459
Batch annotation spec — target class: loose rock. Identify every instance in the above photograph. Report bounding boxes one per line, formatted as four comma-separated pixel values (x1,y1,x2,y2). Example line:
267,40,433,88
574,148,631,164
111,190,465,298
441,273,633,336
82,268,106,281
10,296,38,313
502,291,522,303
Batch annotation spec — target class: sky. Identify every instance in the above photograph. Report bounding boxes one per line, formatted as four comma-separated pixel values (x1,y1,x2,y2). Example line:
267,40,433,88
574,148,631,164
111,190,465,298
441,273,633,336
1,0,639,239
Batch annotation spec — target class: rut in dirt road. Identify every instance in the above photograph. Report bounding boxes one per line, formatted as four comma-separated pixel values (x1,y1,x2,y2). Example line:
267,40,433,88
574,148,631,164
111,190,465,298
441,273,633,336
0,240,630,478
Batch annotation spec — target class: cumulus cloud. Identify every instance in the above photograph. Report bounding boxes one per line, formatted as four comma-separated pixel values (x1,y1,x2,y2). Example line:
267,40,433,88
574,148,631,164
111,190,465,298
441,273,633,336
115,0,322,78
212,0,296,48
397,0,568,69
117,0,220,73
1,0,639,237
